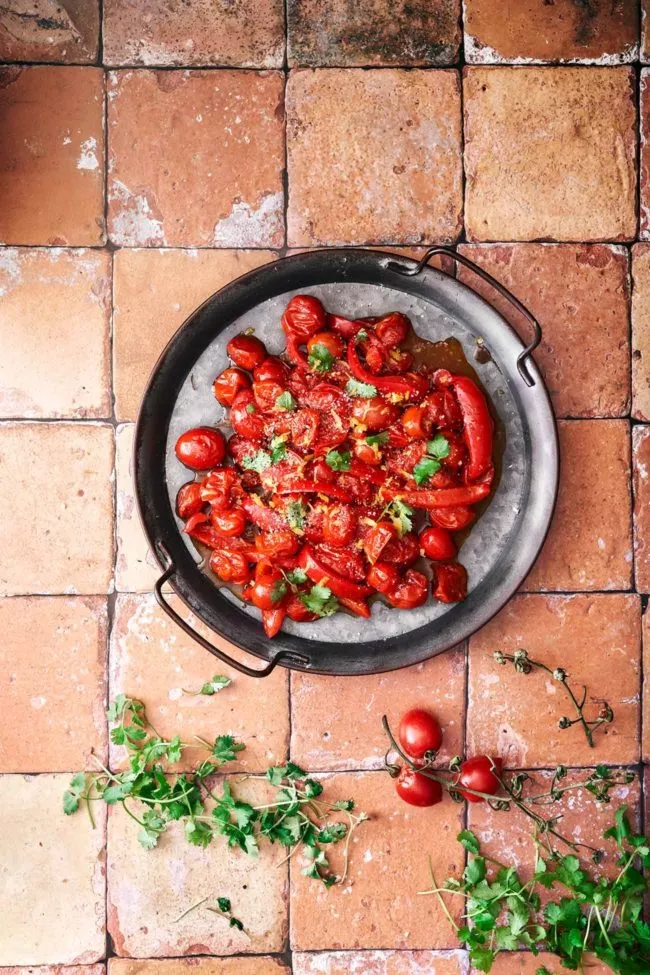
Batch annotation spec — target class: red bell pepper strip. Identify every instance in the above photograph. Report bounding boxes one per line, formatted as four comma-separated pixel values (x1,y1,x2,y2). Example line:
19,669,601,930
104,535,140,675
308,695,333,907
298,545,374,600
450,375,493,481
363,521,397,564
285,332,309,366
347,340,427,399
328,314,365,339
240,496,288,531
380,482,491,509
262,605,287,638
276,480,350,501
339,596,371,618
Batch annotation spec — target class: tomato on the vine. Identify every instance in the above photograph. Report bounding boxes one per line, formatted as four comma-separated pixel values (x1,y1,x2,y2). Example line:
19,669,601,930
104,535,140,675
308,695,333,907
457,756,503,803
398,709,443,760
395,767,443,807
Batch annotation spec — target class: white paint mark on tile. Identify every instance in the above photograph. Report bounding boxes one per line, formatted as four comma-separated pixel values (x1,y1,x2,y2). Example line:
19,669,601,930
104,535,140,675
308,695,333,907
78,136,99,171
211,190,283,247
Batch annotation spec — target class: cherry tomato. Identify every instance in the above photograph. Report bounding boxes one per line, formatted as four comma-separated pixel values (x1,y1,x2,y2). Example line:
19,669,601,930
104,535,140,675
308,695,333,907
304,506,325,544
374,312,410,348
314,543,367,582
387,348,414,373
432,562,468,603
209,549,251,586
381,532,419,566
291,408,320,449
366,561,399,594
199,467,240,509
213,367,251,407
457,756,503,803
254,356,290,384
310,458,336,483
175,427,226,470
363,520,397,564
353,438,382,466
401,405,432,440
419,526,457,562
323,503,357,547
251,563,286,611
254,530,300,558
423,389,463,430
252,380,285,412
210,507,246,537
430,506,476,532
230,389,265,441
281,295,327,341
395,767,443,807
440,432,467,472
176,482,203,520
385,568,428,609
351,396,401,432
227,333,267,370
398,709,443,760
307,331,344,360
285,592,318,623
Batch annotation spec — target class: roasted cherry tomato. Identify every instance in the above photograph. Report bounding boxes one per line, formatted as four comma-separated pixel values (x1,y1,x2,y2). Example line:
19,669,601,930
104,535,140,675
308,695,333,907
374,312,410,348
398,709,443,760
385,568,428,609
291,408,320,449
395,767,443,807
432,562,468,603
351,396,401,432
254,356,290,384
213,367,251,407
419,526,457,562
252,380,285,412
366,561,399,594
423,389,463,430
200,467,240,509
401,405,432,440
281,294,327,341
323,503,357,547
381,532,419,566
307,331,344,361
285,592,318,623
230,389,265,441
439,432,467,472
363,520,397,564
210,507,246,537
176,482,203,520
254,530,300,558
250,562,287,611
209,549,251,586
353,437,383,466
430,506,476,532
310,458,336,482
227,333,267,371
262,605,287,638
175,427,226,470
457,756,503,803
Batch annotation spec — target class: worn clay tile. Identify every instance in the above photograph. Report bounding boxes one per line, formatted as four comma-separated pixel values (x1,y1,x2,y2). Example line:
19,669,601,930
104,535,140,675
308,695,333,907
633,425,650,593
643,606,650,760
458,244,630,418
287,0,460,66
0,968,105,975
293,951,469,974
107,71,285,247
0,0,99,62
0,66,104,245
473,953,611,975
632,244,650,419
286,69,463,246
109,961,289,975
464,67,637,242
468,593,641,767
114,424,160,592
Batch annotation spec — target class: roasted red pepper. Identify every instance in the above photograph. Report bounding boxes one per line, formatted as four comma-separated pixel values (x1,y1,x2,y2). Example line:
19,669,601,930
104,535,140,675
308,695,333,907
262,605,287,638
347,339,427,400
380,483,491,509
276,480,350,501
298,545,374,600
449,375,493,481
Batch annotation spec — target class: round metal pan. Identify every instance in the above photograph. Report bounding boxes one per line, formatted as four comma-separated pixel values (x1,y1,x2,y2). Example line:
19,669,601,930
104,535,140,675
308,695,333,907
134,247,559,678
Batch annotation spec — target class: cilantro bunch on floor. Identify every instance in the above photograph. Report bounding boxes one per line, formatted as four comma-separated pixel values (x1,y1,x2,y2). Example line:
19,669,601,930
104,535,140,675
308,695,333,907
63,695,368,887
423,807,650,974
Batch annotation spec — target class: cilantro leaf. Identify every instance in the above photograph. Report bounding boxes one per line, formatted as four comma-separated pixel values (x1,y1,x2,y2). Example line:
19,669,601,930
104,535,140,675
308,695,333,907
355,329,369,342
270,579,288,605
346,378,377,398
211,735,246,764
385,499,413,537
413,456,441,486
286,567,308,586
325,449,351,472
200,675,231,696
286,500,307,533
427,434,450,459
308,343,335,372
245,403,256,414
300,584,339,618
217,897,231,913
275,391,296,411
241,450,271,473
269,435,288,464
365,431,389,447
331,799,355,811
230,916,244,931
458,829,481,855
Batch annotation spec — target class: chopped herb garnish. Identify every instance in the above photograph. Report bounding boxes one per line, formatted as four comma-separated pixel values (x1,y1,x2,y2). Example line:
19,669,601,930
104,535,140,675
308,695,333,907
355,329,369,342
346,378,377,398
286,500,307,533
245,403,256,414
275,391,296,411
385,499,413,536
241,450,271,473
183,674,231,697
270,580,288,605
300,584,339,618
325,449,351,472
427,434,450,460
365,431,389,447
285,567,308,586
413,456,441,486
308,343,335,372
269,435,288,464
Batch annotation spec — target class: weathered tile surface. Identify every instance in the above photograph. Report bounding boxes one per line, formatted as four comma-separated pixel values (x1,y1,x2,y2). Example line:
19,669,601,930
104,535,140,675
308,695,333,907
634,425,650,593
290,771,464,950
643,604,650,760
107,71,285,247
464,67,637,242
471,949,612,974
521,420,632,592
468,593,641,767
0,967,105,975
0,0,99,62
0,66,104,245
113,248,276,421
286,69,463,245
287,0,460,66
0,249,111,419
632,244,650,419
109,961,289,975
293,951,469,974
464,0,639,64
104,0,284,67
0,423,114,595
640,70,650,236
110,593,289,772
115,424,160,592
0,596,107,771
0,774,106,965
458,244,630,418
291,648,465,771
107,776,288,956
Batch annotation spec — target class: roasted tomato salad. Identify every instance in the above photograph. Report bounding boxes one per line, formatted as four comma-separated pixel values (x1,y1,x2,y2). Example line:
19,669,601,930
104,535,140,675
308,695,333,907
174,295,495,638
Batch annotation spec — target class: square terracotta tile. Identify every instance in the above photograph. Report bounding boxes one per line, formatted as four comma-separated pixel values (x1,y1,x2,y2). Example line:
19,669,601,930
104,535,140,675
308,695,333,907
464,0,638,64
0,423,114,596
0,248,111,419
107,775,288,956
293,951,469,974
633,425,650,593
0,774,106,965
521,420,632,592
458,244,630,418
107,71,285,247
103,0,284,67
0,0,99,62
632,244,650,420
643,605,650,760
287,0,460,66
110,593,289,773
0,968,105,975
464,67,637,242
113,248,276,422
290,771,464,950
473,953,610,975
115,424,161,592
109,961,289,975
0,596,107,771
291,647,466,772
0,66,104,245
286,69,463,246
468,593,641,767
641,70,650,237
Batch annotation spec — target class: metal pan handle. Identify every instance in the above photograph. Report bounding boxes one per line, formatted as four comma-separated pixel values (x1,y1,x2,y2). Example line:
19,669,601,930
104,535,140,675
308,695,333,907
153,542,311,678
385,245,542,387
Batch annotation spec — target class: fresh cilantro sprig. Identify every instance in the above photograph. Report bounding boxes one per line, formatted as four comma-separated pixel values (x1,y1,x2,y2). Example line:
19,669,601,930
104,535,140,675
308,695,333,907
346,378,377,398
241,450,271,473
365,431,389,448
275,391,296,411
207,897,246,933
182,675,231,697
286,500,307,533
269,435,288,464
325,449,351,472
300,584,339,618
382,498,413,537
308,343,335,373
412,435,450,486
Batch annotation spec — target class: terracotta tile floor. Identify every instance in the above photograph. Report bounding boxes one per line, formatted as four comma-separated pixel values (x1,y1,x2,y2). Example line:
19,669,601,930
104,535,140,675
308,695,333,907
0,4,648,971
